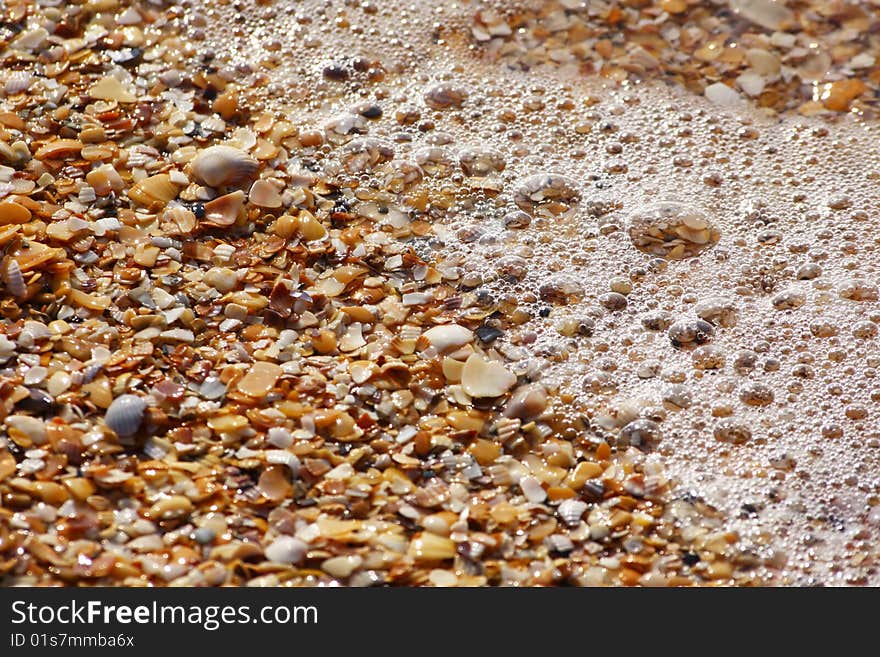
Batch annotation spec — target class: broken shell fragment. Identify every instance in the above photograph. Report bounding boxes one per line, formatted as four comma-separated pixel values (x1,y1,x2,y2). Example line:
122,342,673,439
503,384,548,420
0,200,31,225
237,361,283,398
34,139,83,160
461,353,516,398
191,145,259,188
418,323,474,353
202,190,245,227
88,75,137,103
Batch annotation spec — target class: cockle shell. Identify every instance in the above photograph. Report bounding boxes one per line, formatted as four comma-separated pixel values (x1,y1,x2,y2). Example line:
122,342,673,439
105,394,147,437
191,145,259,188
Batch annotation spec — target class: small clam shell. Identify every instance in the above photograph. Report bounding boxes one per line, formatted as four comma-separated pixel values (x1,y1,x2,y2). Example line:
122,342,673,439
191,145,259,188
105,394,146,437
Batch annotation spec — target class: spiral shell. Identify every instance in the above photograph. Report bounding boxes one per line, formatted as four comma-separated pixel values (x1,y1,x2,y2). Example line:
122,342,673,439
557,499,588,527
1,257,26,298
191,145,259,188
105,394,146,437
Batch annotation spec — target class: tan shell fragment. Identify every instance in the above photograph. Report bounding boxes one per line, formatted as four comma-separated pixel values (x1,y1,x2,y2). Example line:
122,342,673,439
0,200,31,225
236,361,283,398
461,353,516,398
88,75,137,103
202,190,245,227
249,179,282,208
12,241,65,272
34,139,83,160
418,323,474,353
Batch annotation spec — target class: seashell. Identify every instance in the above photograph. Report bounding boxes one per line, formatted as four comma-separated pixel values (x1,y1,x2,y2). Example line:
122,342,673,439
5,72,33,95
413,146,456,177
729,0,794,31
191,145,259,188
519,475,547,503
202,190,245,227
514,173,580,213
2,257,26,298
34,138,83,161
237,361,282,398
424,83,468,110
88,75,137,103
128,173,180,210
694,296,738,327
248,179,282,208
667,318,715,347
12,240,65,272
418,323,474,353
379,159,423,192
105,394,147,437
459,146,506,176
0,200,31,225
408,532,456,562
503,384,548,420
341,137,394,173
461,353,516,398
557,499,588,527
6,414,48,445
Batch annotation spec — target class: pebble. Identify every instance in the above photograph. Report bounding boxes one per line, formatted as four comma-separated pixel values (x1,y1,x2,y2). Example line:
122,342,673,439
264,536,308,564
705,82,743,107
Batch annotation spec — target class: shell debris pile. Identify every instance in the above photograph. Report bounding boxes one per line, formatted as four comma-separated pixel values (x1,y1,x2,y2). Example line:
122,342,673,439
0,0,878,589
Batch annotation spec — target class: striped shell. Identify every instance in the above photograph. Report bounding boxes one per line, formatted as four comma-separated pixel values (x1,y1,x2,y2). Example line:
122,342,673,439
105,394,147,437
191,146,258,188
1,257,25,298
557,499,588,527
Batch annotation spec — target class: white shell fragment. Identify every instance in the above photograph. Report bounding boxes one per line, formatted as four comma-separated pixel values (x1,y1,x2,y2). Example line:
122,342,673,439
461,353,516,398
105,394,147,437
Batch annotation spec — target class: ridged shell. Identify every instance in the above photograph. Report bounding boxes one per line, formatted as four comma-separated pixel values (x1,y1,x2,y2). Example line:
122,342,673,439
191,146,258,188
105,394,146,437
128,174,180,209
2,257,25,298
557,499,588,527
